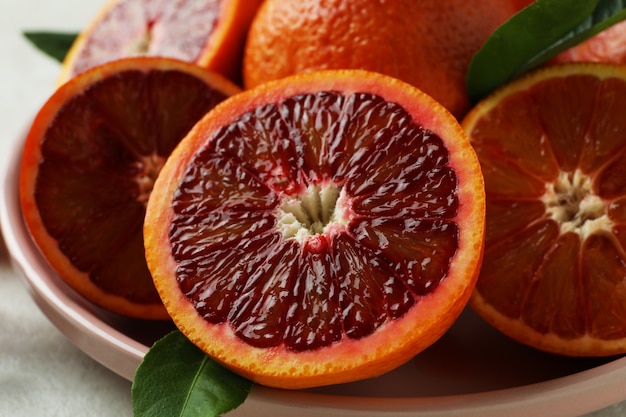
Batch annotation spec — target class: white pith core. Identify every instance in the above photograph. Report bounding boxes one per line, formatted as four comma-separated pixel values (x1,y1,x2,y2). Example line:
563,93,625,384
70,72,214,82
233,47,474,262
124,29,152,55
135,153,166,206
277,183,347,242
541,169,612,239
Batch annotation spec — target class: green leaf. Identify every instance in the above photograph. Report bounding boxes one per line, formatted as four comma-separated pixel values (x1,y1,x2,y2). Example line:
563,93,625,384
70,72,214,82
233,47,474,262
23,31,78,62
466,0,626,103
132,331,252,417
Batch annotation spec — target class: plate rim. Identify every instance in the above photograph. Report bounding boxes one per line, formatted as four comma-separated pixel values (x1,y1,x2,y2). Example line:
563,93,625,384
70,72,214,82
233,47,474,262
3,127,626,417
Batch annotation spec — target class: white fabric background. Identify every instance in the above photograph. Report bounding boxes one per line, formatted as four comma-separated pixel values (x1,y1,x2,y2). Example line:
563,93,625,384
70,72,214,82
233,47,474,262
0,1,625,416
1,2,134,416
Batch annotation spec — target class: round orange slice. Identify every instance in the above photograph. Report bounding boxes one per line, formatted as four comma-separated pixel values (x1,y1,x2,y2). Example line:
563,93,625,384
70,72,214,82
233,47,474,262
58,0,262,85
20,57,241,320
462,62,626,357
144,69,486,388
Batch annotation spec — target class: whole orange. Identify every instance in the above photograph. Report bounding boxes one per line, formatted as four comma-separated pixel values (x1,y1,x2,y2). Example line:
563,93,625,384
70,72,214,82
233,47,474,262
242,0,525,119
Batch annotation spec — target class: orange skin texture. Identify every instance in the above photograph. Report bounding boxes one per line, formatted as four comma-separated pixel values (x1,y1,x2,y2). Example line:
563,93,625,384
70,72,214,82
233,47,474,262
20,57,241,320
509,0,535,9
58,0,263,86
144,69,486,389
243,0,525,119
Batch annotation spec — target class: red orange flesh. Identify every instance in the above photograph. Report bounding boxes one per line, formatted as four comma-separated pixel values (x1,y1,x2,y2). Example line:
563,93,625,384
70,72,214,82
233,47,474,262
20,57,241,319
145,69,486,388
463,63,626,356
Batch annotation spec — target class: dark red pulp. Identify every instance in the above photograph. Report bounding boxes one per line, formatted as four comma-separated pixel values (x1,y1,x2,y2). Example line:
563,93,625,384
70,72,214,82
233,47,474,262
171,91,461,351
34,68,229,305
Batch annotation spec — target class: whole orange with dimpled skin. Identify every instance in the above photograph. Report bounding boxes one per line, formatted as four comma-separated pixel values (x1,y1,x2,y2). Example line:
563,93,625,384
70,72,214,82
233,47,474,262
242,0,527,119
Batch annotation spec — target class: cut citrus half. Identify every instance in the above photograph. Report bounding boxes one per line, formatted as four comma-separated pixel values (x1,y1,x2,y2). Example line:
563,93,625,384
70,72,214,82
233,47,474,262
20,57,241,320
58,0,262,85
144,69,486,388
462,63,626,357
551,20,626,66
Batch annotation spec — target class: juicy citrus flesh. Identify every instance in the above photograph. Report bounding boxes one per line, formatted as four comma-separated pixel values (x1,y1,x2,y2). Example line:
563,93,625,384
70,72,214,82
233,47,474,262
20,57,240,319
145,69,485,388
62,0,220,79
58,0,262,85
242,0,524,119
463,63,626,356
551,20,626,66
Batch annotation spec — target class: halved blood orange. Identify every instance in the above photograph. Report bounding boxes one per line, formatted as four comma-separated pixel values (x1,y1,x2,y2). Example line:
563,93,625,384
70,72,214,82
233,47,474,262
462,63,626,356
144,69,486,388
551,20,626,66
58,0,262,85
20,57,241,320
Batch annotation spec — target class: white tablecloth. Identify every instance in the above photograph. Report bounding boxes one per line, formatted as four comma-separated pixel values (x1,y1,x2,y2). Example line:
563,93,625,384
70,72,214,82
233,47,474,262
1,1,626,416
1,2,132,416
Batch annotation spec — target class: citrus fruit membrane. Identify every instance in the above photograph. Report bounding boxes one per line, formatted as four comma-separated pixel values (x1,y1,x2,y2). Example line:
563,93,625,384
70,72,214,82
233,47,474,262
20,57,241,319
463,62,626,357
145,69,486,388
58,0,262,85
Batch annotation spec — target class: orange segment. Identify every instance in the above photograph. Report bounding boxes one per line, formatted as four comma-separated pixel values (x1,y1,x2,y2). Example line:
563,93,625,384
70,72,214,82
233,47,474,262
462,63,626,356
20,57,241,319
58,0,262,85
144,69,485,389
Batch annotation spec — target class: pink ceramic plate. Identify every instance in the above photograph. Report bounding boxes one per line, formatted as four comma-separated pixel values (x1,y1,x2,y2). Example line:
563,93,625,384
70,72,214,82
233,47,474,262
2,131,626,417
